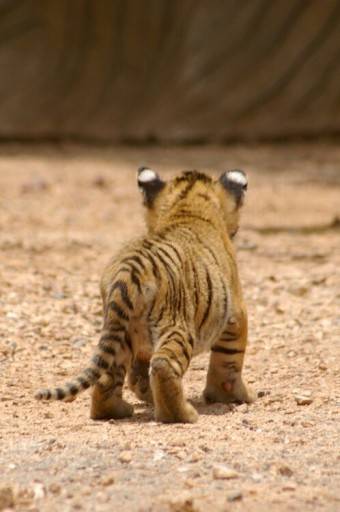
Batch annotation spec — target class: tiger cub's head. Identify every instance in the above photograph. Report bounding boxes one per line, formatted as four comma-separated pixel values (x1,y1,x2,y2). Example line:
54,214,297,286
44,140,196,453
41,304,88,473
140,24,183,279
137,167,247,238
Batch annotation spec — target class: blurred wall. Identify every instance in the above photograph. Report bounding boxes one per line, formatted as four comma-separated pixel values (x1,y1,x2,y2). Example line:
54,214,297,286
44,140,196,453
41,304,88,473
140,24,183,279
1,0,340,143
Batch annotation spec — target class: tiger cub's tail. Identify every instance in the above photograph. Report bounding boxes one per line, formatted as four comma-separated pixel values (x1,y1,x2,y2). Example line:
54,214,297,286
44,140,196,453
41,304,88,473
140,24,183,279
34,324,126,401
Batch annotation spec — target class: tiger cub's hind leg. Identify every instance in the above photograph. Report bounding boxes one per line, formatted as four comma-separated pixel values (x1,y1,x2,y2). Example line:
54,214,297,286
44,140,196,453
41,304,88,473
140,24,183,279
150,327,198,423
128,355,153,404
90,326,134,420
203,309,256,405
91,362,134,420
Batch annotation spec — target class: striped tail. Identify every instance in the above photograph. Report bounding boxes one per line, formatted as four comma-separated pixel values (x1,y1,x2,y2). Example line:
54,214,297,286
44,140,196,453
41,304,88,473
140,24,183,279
34,323,129,402
35,267,140,403
34,365,102,401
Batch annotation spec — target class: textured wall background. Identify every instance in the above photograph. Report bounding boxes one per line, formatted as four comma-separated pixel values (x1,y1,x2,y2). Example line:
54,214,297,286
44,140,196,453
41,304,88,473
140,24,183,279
1,0,340,143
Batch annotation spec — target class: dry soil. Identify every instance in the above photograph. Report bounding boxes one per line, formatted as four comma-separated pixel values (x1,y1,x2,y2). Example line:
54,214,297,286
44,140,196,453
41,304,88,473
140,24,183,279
0,144,339,512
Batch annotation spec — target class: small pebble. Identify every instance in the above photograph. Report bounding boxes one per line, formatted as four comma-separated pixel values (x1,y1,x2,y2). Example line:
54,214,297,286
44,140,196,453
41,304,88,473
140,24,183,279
118,451,132,463
278,465,294,477
213,465,239,480
294,395,313,405
226,490,243,502
101,475,115,487
33,482,45,499
49,483,61,495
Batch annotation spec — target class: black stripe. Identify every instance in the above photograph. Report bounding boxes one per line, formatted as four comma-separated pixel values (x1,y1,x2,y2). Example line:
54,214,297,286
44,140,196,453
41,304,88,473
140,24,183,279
122,255,146,271
92,354,110,370
142,239,153,250
108,334,124,348
157,239,182,264
180,284,187,320
193,266,200,309
191,231,220,266
159,348,185,375
222,282,228,319
199,268,213,330
67,384,79,395
172,338,191,364
77,376,90,389
176,180,196,202
107,325,125,333
211,346,244,355
111,280,134,310
84,367,101,380
145,250,161,279
131,271,142,293
197,193,210,201
188,335,194,348
45,390,52,399
125,333,133,352
158,223,181,238
116,363,127,377
56,388,66,400
154,250,177,320
172,212,213,227
98,340,117,356
204,244,220,266
156,246,178,267
109,301,129,321
120,261,141,277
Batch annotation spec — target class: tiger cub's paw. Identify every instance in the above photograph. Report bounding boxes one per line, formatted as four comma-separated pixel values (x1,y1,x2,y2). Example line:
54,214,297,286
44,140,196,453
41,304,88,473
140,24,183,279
204,379,256,405
90,398,134,421
155,401,199,424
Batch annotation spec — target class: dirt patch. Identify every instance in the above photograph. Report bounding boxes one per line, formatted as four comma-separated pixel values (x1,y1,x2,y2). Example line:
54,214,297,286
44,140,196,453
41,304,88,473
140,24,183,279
0,144,339,512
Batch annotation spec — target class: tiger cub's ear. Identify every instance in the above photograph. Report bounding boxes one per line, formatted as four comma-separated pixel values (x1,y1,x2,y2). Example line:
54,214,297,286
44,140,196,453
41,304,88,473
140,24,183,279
219,169,248,207
137,166,166,207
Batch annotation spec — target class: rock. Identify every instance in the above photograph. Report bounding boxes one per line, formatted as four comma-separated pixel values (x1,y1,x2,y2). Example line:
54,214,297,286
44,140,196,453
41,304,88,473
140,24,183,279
278,465,294,477
288,285,309,297
213,465,239,480
251,472,263,482
118,450,132,463
282,484,297,491
274,301,285,314
101,475,115,486
49,483,61,494
294,391,313,405
295,396,313,405
169,497,197,512
301,421,314,428
226,490,243,502
153,449,166,461
33,482,45,499
257,390,270,398
189,451,202,462
0,486,14,510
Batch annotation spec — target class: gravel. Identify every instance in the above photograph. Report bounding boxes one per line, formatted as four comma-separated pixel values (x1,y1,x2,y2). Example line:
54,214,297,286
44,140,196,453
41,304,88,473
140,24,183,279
0,144,339,512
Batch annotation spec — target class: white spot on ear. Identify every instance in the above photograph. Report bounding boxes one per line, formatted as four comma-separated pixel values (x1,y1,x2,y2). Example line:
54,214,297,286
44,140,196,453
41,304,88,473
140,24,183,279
138,168,157,183
227,170,247,187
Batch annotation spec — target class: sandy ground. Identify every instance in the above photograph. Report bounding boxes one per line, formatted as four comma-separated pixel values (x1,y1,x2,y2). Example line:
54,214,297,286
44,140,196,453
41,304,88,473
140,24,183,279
0,144,339,512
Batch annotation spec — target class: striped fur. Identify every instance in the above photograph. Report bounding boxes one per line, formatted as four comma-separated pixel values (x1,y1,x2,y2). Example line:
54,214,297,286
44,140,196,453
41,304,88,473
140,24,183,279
35,168,255,422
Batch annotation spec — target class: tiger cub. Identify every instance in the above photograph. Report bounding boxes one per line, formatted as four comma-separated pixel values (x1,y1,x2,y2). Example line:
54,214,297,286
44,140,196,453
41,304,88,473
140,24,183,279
35,167,255,423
